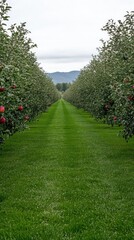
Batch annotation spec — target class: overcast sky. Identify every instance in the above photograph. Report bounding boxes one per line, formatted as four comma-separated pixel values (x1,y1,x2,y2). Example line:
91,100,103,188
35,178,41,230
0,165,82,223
7,0,134,72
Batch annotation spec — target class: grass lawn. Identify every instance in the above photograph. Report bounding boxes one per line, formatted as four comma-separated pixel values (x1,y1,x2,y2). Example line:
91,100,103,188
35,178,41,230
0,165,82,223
0,99,134,240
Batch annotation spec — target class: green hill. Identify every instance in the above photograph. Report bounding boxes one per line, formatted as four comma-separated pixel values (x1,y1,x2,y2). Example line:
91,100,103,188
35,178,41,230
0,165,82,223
47,70,80,83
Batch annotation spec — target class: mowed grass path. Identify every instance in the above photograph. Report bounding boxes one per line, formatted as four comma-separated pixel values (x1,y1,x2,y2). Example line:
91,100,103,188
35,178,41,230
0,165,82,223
0,99,134,240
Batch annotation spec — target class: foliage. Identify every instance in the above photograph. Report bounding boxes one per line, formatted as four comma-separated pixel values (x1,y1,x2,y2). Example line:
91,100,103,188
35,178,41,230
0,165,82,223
56,82,71,92
64,11,134,140
0,0,60,143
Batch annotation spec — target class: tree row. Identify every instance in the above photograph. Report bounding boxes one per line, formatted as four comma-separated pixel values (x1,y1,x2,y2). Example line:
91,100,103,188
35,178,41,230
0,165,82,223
0,0,60,143
64,12,134,140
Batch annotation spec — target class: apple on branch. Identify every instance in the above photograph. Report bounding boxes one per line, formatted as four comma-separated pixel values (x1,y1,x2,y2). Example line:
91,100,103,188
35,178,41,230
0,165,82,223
0,106,5,113
0,117,6,124
0,87,5,92
18,105,23,111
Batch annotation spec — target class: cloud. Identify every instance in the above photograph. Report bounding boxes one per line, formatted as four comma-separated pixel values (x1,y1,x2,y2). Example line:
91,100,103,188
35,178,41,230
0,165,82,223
37,54,92,61
40,60,90,73
8,0,134,72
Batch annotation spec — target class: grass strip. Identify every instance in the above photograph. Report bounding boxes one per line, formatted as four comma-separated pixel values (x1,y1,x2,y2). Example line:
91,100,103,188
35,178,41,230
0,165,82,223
0,99,134,240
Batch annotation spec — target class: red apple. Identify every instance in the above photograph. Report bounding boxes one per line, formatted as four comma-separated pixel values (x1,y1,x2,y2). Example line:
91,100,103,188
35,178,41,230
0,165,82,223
0,87,5,92
18,105,23,111
0,106,5,113
0,117,6,124
24,115,29,121
113,116,117,121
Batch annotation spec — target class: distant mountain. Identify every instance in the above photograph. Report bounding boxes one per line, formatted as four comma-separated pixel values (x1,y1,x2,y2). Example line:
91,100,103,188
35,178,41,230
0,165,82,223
47,70,80,83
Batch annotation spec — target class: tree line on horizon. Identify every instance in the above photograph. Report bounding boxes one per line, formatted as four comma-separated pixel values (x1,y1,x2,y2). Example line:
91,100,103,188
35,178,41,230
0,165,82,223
56,82,71,92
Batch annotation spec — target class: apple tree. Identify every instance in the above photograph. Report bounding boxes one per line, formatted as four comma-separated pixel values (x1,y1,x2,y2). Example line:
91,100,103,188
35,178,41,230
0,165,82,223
64,11,134,140
0,0,60,143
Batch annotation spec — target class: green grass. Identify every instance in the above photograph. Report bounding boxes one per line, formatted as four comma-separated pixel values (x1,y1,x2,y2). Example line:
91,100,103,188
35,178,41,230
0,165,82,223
0,99,134,240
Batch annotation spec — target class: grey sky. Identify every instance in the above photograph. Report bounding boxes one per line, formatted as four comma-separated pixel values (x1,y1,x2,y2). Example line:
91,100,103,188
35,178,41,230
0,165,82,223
8,0,134,72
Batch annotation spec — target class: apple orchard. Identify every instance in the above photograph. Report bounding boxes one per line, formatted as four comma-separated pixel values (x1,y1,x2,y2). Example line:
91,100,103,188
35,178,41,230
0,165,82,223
64,11,134,140
0,0,60,143
0,1,134,143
